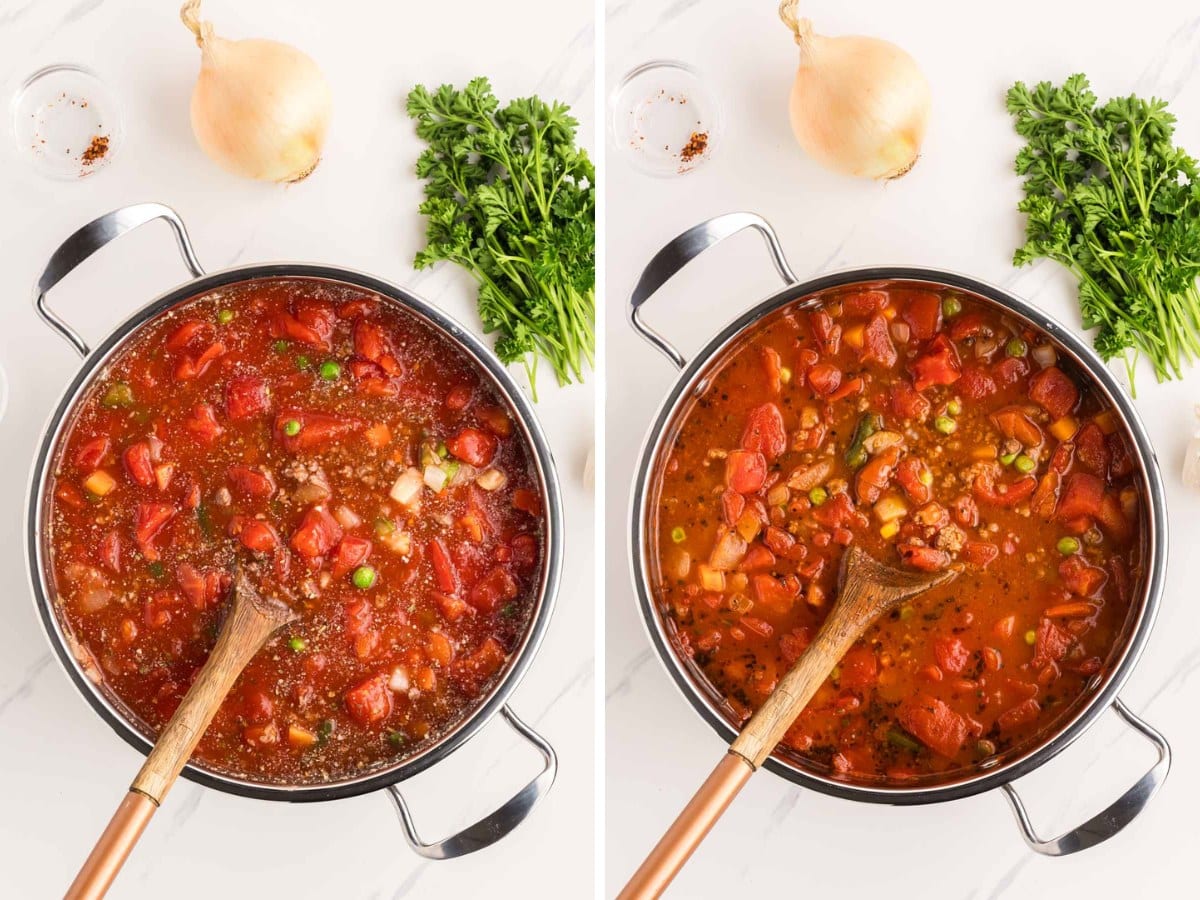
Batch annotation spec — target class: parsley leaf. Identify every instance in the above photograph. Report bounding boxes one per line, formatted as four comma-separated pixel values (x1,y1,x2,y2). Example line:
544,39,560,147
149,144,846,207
407,78,595,399
1007,74,1200,392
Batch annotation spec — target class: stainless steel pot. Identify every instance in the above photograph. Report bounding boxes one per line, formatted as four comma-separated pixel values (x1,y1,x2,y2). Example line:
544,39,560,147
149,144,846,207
25,203,563,860
628,212,1170,856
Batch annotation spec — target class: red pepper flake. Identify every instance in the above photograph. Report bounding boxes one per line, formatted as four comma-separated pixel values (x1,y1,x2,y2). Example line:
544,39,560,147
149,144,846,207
679,130,709,165
81,134,110,167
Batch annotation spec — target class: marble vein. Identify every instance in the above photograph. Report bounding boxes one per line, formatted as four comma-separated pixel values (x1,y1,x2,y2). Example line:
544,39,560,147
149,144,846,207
605,647,652,702
0,652,51,718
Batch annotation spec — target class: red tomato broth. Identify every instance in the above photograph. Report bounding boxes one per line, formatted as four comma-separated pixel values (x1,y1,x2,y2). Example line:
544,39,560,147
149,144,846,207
650,284,1146,786
47,278,546,784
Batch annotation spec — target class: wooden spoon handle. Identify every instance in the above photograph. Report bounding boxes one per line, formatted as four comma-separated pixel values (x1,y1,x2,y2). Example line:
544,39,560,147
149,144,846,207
731,603,864,767
617,753,753,900
66,590,290,899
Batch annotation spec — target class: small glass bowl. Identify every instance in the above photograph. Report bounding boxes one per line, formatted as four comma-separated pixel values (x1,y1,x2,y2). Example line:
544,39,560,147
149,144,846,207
10,63,123,180
610,60,723,177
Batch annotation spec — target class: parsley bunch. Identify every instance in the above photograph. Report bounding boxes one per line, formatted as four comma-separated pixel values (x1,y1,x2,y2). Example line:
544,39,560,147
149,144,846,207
1007,74,1200,391
407,78,595,399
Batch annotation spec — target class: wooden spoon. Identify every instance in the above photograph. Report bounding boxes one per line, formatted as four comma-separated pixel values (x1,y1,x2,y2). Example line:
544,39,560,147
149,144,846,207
619,545,959,899
65,567,299,900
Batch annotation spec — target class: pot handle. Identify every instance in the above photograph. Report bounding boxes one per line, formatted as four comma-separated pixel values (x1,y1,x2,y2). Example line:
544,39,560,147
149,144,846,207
629,212,797,370
33,203,205,358
1000,698,1170,856
386,705,557,859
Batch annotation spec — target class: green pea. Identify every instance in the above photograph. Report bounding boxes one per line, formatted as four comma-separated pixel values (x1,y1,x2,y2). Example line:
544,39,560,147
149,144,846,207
217,309,234,325
946,399,962,416
887,729,921,752
319,360,342,381
296,355,310,370
283,419,301,437
101,382,135,408
375,516,396,536
934,415,957,435
288,636,306,652
1024,629,1037,646
808,486,829,506
317,719,335,744
977,739,997,757
1014,454,1036,473
352,566,377,589
387,730,406,747
999,451,1018,466
1057,536,1080,555
671,526,686,543
273,339,288,353
1006,337,1028,358
942,295,962,317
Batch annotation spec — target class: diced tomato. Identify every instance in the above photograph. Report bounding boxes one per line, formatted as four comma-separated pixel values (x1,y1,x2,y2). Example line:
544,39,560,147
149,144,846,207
274,410,362,451
910,334,961,391
810,310,841,355
134,503,177,560
75,436,111,470
183,404,223,444
761,346,783,395
225,375,271,421
511,534,540,571
344,675,392,726
952,494,979,528
807,363,842,396
289,506,342,559
122,442,154,487
998,698,1041,731
177,563,226,609
992,356,1029,388
429,538,458,593
1055,473,1105,521
898,544,951,571
142,591,176,629
948,312,989,341
1031,618,1073,669
779,627,812,664
889,380,930,421
933,637,970,674
469,566,519,612
175,341,226,380
763,526,796,557
900,291,942,340
270,308,330,349
740,544,776,571
456,637,507,691
725,450,767,494
1096,493,1131,542
1073,423,1109,476
227,464,276,499
1030,471,1061,519
447,385,474,411
721,490,746,526
751,573,802,613
353,320,401,374
839,646,878,688
740,403,787,461
435,592,475,621
828,377,864,402
973,471,1037,508
344,597,373,637
856,446,901,504
337,299,373,319
332,536,372,579
477,405,513,438
990,407,1043,448
1059,555,1107,597
513,488,540,516
860,314,897,367
165,320,211,351
100,531,122,573
295,299,335,346
961,540,999,567
958,367,997,400
447,427,498,467
898,695,968,758
1028,366,1079,419
238,520,280,553
842,290,888,316
813,492,868,530
895,457,932,504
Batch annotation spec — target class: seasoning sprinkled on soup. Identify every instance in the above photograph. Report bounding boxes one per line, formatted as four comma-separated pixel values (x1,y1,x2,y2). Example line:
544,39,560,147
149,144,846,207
48,278,545,784
652,285,1143,782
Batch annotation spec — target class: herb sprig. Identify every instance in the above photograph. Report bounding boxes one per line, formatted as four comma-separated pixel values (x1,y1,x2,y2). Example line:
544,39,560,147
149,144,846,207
1007,74,1200,391
407,78,595,398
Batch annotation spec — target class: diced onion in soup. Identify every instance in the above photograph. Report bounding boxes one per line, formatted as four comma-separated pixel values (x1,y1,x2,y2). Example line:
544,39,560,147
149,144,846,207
890,321,910,344
390,468,424,506
293,480,332,504
476,468,507,491
708,530,748,571
333,505,362,529
423,465,449,493
78,588,114,613
1031,343,1057,368
667,548,691,580
381,529,412,555
388,666,410,693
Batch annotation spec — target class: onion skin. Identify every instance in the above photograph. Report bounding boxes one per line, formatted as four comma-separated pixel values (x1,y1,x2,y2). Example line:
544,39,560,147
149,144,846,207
182,2,332,183
780,3,931,180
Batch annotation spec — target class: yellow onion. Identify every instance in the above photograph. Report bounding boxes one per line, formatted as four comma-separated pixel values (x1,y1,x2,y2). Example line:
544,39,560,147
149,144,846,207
181,0,332,182
779,0,930,179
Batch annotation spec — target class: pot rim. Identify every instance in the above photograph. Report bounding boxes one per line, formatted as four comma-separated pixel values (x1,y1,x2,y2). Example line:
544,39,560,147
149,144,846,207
629,264,1167,805
26,262,564,803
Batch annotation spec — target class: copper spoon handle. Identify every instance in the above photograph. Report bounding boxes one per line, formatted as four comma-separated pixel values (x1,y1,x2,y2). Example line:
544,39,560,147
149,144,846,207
65,580,296,900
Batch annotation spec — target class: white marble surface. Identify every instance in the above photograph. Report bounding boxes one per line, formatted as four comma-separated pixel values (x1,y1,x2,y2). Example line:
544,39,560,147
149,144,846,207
0,1,594,897
605,1,1200,896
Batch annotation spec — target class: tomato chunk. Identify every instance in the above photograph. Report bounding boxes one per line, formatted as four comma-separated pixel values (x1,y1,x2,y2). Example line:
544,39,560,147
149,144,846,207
469,566,519,612
1055,473,1105,521
274,410,362,451
725,450,767,494
134,503,178,561
1059,555,1107,597
76,436,111,470
228,465,276,499
225,375,271,421
1028,366,1079,419
122,442,155,487
447,427,498,467
740,403,787,461
428,538,458,593
900,291,942,340
332,536,372,579
183,404,223,444
933,637,970,674
898,695,968,758
344,675,392,726
807,363,842,396
860,314,897,367
910,334,961,391
289,506,343,559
